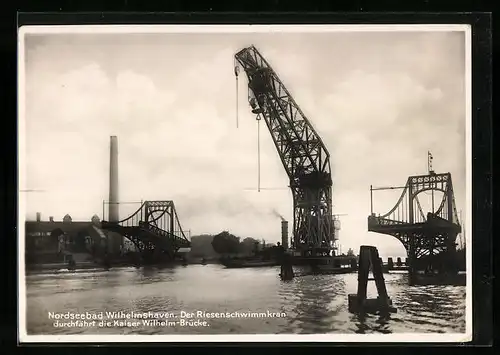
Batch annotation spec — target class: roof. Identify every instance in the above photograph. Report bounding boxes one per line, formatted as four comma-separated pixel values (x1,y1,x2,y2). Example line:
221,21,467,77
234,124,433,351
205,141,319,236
25,221,94,234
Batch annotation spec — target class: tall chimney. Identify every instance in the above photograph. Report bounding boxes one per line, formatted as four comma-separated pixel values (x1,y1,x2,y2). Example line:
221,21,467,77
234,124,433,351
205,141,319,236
109,136,119,222
281,220,289,249
36,212,41,222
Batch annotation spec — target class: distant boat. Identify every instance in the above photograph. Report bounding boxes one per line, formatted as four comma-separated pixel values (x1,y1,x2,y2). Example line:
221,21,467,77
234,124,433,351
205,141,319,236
310,264,354,275
221,257,279,269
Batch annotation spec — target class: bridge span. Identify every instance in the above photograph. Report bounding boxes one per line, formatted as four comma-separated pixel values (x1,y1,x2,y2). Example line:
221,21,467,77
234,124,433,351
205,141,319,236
101,200,191,263
368,172,462,282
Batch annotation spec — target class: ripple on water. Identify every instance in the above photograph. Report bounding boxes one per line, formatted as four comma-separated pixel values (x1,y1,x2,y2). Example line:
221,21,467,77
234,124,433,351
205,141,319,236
25,265,466,335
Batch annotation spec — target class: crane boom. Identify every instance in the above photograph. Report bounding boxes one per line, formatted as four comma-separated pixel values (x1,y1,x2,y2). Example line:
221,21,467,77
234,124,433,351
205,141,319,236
235,45,335,257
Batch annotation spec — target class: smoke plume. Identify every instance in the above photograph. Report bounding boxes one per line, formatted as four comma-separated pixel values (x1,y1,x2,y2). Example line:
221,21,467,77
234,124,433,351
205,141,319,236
271,209,285,221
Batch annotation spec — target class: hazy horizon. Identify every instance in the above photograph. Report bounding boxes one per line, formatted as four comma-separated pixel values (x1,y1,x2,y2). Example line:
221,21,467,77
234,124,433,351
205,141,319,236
20,27,468,258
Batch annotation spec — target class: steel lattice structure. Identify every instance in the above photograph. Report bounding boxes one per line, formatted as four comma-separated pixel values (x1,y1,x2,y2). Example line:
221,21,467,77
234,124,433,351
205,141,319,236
101,200,190,262
368,172,461,274
234,46,334,257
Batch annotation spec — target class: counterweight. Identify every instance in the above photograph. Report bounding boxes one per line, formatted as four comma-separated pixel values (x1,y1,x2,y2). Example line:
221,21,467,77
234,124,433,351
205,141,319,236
234,46,335,257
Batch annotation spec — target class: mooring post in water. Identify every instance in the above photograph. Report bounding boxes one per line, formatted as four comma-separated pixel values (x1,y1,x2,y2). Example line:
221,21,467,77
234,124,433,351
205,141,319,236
387,257,394,270
408,241,416,286
280,252,294,280
348,245,396,314
67,254,76,271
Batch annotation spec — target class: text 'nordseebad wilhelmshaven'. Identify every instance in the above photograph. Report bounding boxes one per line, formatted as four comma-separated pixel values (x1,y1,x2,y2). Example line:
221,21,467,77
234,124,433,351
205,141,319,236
48,310,287,321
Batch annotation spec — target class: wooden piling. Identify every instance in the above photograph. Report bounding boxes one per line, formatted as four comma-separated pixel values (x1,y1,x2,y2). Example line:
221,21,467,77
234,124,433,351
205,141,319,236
280,252,294,280
348,245,396,314
67,255,76,271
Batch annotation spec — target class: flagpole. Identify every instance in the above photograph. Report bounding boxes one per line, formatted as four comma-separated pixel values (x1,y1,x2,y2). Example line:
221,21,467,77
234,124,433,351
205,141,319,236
432,185,435,213
428,150,432,174
428,151,435,213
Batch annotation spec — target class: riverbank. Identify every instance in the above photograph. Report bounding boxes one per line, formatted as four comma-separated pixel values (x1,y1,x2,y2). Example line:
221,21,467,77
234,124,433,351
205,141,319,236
24,258,222,275
25,262,106,275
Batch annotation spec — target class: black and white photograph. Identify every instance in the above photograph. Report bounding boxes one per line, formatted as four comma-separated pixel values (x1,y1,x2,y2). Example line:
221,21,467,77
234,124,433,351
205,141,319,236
18,24,472,342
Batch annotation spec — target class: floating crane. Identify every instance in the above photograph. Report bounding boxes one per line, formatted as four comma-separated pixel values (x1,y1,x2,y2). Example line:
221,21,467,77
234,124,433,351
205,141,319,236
234,45,335,259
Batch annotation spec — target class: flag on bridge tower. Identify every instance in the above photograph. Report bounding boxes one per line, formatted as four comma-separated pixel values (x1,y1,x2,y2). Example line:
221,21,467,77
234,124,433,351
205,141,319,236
428,151,434,173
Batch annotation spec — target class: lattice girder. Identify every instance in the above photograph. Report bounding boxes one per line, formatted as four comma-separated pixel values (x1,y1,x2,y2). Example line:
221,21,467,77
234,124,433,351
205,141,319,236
101,200,190,260
368,172,462,273
235,46,334,254
369,172,460,227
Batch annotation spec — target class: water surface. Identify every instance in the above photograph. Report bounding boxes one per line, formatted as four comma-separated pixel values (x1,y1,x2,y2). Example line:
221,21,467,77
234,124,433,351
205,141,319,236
25,264,466,335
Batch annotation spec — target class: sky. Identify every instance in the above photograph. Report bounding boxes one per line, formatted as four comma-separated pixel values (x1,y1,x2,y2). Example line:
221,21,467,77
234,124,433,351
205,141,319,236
20,27,468,258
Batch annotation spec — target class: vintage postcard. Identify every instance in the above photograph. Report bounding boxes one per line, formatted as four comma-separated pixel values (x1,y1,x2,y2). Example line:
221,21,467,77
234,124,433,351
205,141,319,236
18,24,472,343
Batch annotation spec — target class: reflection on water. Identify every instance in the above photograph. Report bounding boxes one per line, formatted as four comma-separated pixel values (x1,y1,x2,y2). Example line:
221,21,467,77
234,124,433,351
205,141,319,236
25,265,466,335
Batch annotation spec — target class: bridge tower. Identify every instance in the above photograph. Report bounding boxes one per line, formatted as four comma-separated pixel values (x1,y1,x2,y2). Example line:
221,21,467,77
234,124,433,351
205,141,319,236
368,171,462,280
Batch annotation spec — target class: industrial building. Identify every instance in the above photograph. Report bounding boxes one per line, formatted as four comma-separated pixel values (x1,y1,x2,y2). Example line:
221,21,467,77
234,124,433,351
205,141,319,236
24,213,107,264
25,136,124,265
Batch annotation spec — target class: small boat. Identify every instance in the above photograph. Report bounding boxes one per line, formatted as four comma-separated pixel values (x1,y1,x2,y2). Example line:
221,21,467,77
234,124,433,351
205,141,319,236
291,254,356,274
221,257,280,269
310,265,354,275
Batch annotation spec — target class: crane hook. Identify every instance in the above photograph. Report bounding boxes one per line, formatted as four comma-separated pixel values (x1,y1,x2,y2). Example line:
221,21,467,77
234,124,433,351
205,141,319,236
235,65,240,128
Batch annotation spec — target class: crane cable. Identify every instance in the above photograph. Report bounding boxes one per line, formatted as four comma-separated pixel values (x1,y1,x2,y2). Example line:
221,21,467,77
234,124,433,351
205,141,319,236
235,61,261,192
257,118,261,192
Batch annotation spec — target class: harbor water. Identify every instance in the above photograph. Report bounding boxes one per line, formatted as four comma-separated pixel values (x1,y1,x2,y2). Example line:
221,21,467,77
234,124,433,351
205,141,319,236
25,264,466,335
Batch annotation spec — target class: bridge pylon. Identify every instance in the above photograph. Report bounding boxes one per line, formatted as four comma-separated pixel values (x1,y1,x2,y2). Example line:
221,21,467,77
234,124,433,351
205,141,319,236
368,172,462,282
101,200,191,264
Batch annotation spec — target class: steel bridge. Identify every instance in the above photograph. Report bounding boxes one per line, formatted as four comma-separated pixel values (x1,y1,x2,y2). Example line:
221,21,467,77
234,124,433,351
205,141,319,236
368,172,461,275
101,200,190,263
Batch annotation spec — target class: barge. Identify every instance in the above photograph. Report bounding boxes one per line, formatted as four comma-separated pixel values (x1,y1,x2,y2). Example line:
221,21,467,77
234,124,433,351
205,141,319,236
220,257,280,268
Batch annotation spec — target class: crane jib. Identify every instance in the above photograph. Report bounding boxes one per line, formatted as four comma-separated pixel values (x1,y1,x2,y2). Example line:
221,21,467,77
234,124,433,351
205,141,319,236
234,46,337,258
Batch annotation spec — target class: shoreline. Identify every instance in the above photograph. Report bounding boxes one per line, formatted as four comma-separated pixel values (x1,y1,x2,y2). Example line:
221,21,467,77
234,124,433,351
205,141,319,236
24,259,222,275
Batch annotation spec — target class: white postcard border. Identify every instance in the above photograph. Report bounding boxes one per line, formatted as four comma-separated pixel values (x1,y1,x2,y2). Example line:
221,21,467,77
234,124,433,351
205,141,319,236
17,24,473,343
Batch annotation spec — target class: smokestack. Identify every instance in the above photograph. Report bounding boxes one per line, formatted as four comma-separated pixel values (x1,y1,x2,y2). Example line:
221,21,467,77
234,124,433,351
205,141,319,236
281,220,289,249
49,216,54,222
108,136,123,255
36,212,41,222
109,136,119,222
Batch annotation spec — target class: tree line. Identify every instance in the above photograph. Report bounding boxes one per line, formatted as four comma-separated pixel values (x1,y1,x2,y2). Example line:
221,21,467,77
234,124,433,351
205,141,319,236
187,231,274,259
